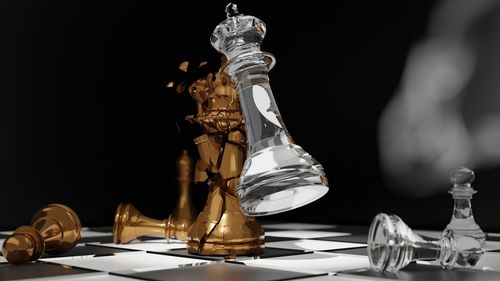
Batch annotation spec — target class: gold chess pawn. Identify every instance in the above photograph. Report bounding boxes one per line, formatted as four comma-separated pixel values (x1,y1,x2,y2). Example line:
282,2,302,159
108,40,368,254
113,150,197,243
2,204,82,264
186,71,264,256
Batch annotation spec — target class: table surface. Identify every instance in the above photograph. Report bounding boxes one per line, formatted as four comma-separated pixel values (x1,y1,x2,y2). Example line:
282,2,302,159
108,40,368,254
1,222,500,281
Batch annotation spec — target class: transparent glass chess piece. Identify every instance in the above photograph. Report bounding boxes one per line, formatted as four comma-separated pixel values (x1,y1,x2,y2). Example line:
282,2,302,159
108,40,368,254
443,167,486,245
210,3,329,216
368,213,483,272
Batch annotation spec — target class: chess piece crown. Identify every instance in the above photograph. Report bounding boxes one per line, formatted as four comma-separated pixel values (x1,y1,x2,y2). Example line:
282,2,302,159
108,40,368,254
186,71,243,134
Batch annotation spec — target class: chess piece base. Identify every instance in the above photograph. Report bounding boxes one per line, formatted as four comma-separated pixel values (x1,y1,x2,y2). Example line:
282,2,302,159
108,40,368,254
187,240,264,256
113,203,168,244
187,183,264,256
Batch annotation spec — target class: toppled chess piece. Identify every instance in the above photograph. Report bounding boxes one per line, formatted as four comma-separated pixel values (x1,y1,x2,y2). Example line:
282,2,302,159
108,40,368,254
368,213,483,272
443,167,486,245
113,150,197,243
2,204,82,264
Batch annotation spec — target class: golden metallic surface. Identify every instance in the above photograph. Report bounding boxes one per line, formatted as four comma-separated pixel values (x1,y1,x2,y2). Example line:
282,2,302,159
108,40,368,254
31,204,82,254
171,150,197,239
176,81,186,94
1,204,82,264
2,226,44,264
186,70,264,256
187,181,264,256
113,203,166,244
113,151,197,243
179,61,189,72
186,72,243,133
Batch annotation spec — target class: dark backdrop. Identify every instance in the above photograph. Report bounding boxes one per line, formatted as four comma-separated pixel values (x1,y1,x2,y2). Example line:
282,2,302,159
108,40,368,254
1,0,498,231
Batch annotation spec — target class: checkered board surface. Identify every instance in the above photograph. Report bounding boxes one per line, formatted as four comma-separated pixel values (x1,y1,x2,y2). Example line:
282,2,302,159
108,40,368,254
2,223,500,281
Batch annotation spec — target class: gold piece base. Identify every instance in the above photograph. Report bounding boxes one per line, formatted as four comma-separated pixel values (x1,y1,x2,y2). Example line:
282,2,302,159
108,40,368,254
186,183,265,256
113,203,131,244
187,240,264,256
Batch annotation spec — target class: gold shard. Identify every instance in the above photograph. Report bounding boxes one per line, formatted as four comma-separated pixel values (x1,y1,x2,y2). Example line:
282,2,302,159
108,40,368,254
179,61,189,72
176,81,186,94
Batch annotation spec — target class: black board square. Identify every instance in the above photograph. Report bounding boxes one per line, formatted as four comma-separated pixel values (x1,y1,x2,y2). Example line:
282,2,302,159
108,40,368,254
41,244,138,259
318,234,368,244
328,247,367,256
123,262,312,281
0,262,94,280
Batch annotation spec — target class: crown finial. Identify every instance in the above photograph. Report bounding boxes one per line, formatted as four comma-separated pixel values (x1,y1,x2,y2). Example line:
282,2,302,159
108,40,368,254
450,167,475,187
225,3,239,18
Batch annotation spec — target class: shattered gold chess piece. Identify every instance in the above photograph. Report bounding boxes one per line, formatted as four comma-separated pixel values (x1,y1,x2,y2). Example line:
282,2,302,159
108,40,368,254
443,167,486,246
2,204,81,264
113,150,197,243
185,65,264,256
368,213,483,272
211,3,329,216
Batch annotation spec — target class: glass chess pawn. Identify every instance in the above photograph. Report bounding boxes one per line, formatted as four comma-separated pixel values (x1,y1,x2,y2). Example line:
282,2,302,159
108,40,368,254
368,213,483,272
442,167,486,246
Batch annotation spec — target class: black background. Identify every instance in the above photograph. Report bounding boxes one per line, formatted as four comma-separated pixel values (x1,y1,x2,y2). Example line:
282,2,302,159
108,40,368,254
1,0,499,231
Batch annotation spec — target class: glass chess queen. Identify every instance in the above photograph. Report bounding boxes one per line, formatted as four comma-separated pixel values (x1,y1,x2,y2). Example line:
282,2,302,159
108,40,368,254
210,3,329,216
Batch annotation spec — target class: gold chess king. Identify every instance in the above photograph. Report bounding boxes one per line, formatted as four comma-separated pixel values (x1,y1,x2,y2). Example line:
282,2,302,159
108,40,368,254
185,71,265,255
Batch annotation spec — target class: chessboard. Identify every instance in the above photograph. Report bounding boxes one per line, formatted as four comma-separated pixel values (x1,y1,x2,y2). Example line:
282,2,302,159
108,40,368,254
2,222,500,281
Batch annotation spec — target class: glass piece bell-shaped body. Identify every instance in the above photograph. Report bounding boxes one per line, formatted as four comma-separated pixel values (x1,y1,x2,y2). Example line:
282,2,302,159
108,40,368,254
210,4,329,216
368,213,483,273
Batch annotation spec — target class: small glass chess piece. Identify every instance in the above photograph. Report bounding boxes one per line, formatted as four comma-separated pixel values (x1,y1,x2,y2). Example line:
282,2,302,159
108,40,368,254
210,3,329,216
442,167,486,246
368,213,483,272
